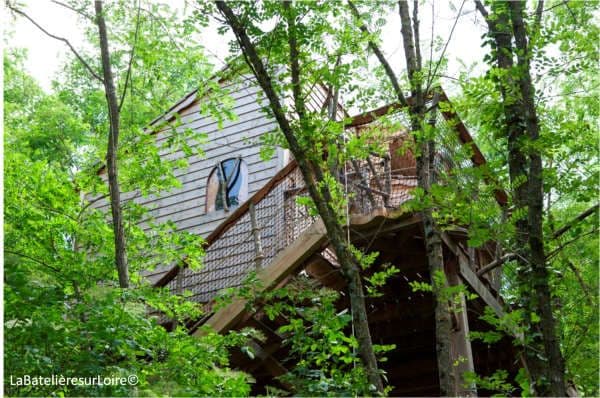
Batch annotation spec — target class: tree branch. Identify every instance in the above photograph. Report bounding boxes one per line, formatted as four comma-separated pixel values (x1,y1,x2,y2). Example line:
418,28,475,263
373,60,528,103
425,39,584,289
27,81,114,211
476,253,517,277
284,1,306,120
347,0,408,107
78,193,110,217
7,3,104,83
398,0,418,94
95,0,129,288
533,0,544,36
425,0,465,93
215,2,302,161
551,204,598,240
33,202,79,223
546,228,598,260
474,0,489,20
425,1,435,88
51,0,93,21
118,0,141,112
214,1,384,391
563,0,579,25
412,0,422,71
4,250,62,273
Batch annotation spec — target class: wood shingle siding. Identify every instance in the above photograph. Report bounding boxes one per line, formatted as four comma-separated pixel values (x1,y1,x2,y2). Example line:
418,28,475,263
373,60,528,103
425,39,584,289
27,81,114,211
88,74,305,284
95,156,277,215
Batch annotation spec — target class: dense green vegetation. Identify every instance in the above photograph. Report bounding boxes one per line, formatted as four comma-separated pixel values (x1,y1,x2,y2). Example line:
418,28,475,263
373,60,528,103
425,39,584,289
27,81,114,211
4,0,598,396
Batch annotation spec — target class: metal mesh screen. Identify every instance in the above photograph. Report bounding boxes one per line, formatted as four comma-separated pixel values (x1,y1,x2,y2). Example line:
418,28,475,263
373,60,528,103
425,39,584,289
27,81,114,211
164,166,314,306
158,106,482,317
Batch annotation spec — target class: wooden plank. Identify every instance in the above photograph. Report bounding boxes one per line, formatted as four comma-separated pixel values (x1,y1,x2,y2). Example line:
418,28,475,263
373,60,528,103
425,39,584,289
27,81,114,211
244,316,284,342
458,255,526,348
344,89,508,207
156,107,274,155
153,136,271,180
243,340,289,377
132,166,278,222
152,88,264,141
97,159,276,214
196,210,438,335
112,176,279,242
304,255,346,291
143,119,277,173
345,101,410,128
158,84,263,128
195,219,327,334
349,207,421,236
91,124,278,212
149,68,252,127
458,259,504,318
261,355,289,380
441,233,504,318
172,152,275,184
97,67,253,175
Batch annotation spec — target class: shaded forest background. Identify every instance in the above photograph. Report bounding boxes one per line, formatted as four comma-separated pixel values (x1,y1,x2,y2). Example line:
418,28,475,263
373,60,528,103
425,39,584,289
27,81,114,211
3,0,598,396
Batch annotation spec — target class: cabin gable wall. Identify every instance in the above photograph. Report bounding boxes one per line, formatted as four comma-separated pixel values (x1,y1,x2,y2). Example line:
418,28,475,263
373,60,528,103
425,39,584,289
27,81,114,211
89,74,328,284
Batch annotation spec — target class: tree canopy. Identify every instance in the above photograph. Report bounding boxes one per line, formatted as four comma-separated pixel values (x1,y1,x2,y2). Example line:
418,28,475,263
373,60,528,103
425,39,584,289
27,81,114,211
4,0,598,396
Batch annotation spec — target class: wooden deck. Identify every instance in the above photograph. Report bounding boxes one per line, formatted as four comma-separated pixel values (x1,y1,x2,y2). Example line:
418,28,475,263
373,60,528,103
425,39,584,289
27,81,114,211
192,208,515,396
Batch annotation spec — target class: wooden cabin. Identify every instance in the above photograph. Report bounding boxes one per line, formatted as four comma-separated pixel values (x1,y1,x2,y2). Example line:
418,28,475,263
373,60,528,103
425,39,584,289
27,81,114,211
91,72,337,285
91,71,516,396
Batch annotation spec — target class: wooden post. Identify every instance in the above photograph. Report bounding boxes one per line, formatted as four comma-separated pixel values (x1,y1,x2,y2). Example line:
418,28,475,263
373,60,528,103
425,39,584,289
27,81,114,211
351,159,377,210
366,156,385,194
172,266,184,329
200,220,328,334
447,256,477,397
356,184,390,199
249,202,264,270
383,155,391,207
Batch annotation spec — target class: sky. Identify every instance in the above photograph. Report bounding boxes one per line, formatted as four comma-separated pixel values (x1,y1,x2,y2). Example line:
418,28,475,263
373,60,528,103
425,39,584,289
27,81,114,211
5,0,489,95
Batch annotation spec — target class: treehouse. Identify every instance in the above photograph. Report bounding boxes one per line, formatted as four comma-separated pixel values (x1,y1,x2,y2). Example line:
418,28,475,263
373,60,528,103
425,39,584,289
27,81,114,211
92,71,517,396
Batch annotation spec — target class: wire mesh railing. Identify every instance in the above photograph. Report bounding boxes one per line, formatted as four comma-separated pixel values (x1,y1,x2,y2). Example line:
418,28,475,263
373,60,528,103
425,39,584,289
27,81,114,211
159,149,422,315
162,165,313,309
155,96,505,321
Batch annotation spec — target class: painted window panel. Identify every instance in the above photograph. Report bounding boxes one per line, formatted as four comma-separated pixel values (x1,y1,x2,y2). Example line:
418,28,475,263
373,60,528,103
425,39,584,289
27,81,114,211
206,158,248,212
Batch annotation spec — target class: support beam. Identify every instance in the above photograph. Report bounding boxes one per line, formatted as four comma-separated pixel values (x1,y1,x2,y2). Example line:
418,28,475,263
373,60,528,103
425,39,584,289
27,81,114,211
244,316,285,343
440,233,504,318
244,340,285,373
304,255,346,291
241,341,293,392
446,257,477,397
351,159,377,208
458,257,504,318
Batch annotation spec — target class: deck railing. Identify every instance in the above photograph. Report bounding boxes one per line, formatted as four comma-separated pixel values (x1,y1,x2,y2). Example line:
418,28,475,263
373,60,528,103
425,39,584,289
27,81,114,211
155,93,507,316
157,150,422,310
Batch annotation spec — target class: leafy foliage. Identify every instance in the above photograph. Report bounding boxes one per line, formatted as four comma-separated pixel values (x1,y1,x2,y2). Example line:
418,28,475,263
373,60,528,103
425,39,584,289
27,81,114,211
4,0,599,396
4,14,251,395
260,280,394,396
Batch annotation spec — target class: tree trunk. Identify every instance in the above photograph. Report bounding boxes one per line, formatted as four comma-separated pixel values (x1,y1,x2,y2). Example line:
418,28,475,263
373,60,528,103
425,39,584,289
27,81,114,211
95,0,129,288
508,2,566,395
475,1,567,394
397,2,455,394
215,1,383,392
351,0,458,393
414,123,455,396
475,1,542,389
